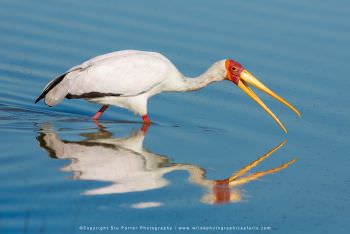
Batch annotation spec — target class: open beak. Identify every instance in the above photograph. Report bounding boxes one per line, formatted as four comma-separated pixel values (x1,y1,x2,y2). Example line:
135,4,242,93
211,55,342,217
234,70,300,133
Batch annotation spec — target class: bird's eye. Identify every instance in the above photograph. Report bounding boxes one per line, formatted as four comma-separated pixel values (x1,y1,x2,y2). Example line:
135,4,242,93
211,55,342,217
232,67,236,71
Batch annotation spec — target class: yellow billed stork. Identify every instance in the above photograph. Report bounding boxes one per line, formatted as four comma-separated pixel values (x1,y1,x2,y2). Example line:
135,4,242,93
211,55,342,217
35,50,300,132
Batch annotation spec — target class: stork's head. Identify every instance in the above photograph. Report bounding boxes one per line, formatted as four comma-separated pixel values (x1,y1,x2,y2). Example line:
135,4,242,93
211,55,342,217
223,59,301,133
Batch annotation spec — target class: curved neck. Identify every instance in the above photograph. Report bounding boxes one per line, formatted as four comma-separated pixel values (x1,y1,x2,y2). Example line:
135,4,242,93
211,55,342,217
176,63,224,92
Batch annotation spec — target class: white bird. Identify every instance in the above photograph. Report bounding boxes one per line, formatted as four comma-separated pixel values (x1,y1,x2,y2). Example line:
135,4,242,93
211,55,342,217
37,123,295,204
37,124,174,194
35,50,300,132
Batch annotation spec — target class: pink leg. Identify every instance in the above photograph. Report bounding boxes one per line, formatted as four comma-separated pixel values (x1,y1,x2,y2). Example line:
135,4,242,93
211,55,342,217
140,115,151,134
141,123,150,134
93,119,104,129
92,105,109,120
142,114,151,125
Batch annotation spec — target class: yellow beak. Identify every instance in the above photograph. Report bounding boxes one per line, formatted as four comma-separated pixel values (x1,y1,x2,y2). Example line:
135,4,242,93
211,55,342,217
237,70,301,133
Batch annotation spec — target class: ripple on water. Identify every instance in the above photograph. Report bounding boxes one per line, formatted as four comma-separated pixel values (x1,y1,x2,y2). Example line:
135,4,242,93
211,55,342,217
0,0,349,233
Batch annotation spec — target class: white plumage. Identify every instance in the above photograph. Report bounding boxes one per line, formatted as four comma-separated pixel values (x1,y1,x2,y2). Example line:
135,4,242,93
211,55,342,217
36,50,226,120
68,51,174,96
36,50,300,132
38,50,184,115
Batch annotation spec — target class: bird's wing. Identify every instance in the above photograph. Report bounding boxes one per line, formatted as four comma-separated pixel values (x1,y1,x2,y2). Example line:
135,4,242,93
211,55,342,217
66,51,174,97
67,50,169,72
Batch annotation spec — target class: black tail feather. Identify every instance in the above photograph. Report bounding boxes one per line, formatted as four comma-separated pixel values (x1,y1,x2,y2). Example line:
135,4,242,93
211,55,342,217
35,72,67,104
36,133,58,158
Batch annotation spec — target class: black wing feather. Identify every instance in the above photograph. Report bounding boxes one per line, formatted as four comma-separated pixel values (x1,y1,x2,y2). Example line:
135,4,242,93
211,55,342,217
34,72,67,104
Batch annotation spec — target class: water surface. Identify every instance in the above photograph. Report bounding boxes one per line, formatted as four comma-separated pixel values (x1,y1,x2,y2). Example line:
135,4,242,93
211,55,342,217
0,0,349,233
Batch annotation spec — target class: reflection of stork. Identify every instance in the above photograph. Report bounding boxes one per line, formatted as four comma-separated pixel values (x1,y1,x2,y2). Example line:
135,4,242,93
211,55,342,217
36,123,295,206
37,123,172,194
182,141,295,204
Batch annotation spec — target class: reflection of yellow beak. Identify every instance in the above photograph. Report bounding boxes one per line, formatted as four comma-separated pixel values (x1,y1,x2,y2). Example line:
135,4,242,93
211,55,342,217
237,70,301,133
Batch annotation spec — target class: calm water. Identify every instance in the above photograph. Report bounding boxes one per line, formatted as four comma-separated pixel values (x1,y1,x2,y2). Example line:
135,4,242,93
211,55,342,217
0,0,349,233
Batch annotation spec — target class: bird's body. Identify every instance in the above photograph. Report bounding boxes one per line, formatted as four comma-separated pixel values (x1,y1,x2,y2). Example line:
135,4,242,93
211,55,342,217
38,51,179,115
36,50,300,132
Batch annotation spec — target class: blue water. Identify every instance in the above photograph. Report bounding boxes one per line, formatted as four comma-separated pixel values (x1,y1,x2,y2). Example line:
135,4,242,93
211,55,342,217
0,0,349,233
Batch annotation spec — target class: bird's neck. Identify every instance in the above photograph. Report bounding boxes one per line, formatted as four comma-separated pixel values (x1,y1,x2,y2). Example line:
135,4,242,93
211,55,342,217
177,63,224,92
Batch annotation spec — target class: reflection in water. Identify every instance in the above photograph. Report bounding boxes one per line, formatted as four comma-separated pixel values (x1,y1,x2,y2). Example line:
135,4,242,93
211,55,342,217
36,123,295,206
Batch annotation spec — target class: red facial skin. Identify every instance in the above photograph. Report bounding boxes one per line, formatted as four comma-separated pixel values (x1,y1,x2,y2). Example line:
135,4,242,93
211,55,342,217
225,59,244,85
213,179,230,204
